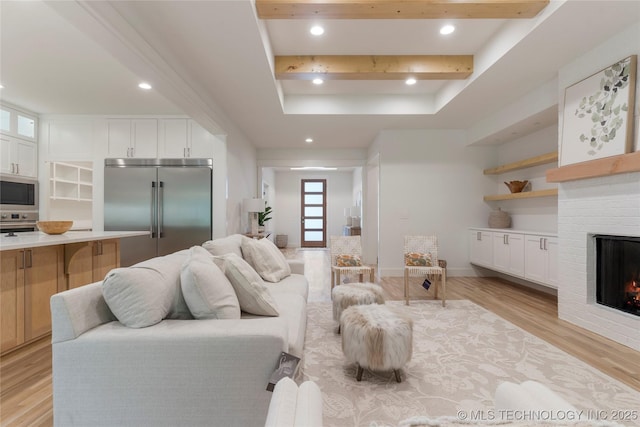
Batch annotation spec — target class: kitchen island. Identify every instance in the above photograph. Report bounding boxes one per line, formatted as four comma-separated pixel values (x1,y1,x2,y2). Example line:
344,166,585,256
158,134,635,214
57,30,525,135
0,230,148,354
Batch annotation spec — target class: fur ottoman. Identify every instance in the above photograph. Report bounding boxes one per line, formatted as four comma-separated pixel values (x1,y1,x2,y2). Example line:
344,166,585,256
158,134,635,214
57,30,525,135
331,283,386,332
340,304,413,383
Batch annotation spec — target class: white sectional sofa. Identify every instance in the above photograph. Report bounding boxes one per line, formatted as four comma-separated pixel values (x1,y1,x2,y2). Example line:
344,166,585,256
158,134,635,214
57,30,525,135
51,235,309,427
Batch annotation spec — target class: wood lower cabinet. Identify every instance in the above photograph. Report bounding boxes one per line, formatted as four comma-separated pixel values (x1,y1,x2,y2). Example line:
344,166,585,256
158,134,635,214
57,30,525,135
66,239,120,289
1,245,65,354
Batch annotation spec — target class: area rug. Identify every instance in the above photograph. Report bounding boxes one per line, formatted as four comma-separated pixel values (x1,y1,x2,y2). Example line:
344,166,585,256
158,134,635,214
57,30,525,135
298,300,640,427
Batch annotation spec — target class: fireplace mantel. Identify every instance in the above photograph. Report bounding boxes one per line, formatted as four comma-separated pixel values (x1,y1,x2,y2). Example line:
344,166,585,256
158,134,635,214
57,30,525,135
546,151,640,183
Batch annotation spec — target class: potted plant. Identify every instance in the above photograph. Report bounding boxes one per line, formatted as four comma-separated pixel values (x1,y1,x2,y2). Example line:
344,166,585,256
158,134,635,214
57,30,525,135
258,202,272,232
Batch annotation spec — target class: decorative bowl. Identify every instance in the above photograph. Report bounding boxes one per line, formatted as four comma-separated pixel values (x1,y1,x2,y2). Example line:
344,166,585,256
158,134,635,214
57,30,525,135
504,180,529,193
36,221,73,235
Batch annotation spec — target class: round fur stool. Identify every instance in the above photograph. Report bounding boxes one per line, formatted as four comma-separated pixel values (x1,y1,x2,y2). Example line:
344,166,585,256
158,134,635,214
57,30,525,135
340,304,413,383
331,283,385,333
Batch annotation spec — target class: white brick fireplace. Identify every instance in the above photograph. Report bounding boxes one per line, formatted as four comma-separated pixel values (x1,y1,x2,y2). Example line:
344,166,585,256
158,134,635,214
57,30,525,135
557,172,640,351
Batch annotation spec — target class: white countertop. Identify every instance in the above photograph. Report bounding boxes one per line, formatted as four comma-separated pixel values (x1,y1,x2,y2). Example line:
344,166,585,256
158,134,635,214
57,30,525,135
469,227,557,237
0,230,149,251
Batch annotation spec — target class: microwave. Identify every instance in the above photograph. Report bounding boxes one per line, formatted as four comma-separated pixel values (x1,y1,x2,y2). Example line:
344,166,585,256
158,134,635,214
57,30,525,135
0,174,38,211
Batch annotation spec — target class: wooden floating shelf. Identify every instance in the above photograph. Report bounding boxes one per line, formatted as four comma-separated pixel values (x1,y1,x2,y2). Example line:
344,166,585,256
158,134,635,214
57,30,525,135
546,151,640,182
484,151,558,175
483,188,558,201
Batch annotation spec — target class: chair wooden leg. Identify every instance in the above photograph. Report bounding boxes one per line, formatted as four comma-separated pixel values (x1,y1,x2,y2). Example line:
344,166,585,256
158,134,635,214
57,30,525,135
441,270,447,307
404,269,409,305
434,275,439,299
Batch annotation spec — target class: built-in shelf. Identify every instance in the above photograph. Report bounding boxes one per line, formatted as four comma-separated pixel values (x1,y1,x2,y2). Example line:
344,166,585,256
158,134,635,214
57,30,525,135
50,161,93,202
484,151,558,175
483,188,558,201
546,151,640,182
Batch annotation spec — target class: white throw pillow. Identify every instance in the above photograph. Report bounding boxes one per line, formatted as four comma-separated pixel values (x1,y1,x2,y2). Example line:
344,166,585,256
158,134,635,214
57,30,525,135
180,246,240,320
202,234,245,257
102,267,173,328
241,237,292,282
213,253,279,316
264,377,298,427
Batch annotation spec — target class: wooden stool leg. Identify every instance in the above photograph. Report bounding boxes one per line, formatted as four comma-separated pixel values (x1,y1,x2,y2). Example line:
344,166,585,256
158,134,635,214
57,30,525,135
369,269,374,283
359,273,363,282
356,365,364,382
434,275,439,299
394,369,402,383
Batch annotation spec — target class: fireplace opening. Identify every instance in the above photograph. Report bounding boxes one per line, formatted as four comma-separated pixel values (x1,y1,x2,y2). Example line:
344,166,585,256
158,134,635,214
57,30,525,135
596,235,640,317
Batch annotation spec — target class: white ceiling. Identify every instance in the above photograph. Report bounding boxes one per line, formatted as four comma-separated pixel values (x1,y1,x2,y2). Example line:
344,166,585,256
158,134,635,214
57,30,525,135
1,1,639,149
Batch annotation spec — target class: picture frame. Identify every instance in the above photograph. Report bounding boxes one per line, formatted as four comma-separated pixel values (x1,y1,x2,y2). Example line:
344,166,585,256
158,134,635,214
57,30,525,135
560,55,637,166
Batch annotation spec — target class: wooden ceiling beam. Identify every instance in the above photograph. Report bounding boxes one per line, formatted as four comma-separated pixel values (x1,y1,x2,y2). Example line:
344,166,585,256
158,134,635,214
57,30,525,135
275,55,473,80
256,0,549,19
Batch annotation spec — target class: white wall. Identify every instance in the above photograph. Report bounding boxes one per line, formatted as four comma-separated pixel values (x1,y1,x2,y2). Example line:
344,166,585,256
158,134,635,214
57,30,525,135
274,170,353,248
377,129,496,277
491,125,558,232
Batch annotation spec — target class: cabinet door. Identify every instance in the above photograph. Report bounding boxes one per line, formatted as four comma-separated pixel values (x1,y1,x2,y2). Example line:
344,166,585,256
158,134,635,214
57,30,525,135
469,230,492,267
545,237,559,288
107,120,132,157
0,135,12,174
93,239,120,281
525,235,547,283
492,233,509,272
132,119,158,158
507,233,525,277
0,250,25,353
189,120,214,158
159,119,188,158
24,245,65,341
15,139,37,177
46,120,94,160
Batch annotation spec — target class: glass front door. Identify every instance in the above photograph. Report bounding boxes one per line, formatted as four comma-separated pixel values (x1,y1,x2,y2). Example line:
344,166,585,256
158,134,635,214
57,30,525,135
300,179,326,248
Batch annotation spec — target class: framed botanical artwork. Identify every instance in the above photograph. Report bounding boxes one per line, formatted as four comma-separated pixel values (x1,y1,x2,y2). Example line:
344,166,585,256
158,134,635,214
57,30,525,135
560,55,637,166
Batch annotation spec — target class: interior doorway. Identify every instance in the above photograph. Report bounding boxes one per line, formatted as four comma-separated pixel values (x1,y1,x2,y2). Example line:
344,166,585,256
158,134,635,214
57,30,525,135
300,179,326,248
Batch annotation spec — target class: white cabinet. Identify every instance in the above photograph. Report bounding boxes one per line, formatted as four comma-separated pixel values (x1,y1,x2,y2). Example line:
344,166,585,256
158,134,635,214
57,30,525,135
524,235,558,288
1,105,37,142
469,230,493,268
0,134,37,177
49,162,93,202
492,232,524,277
107,119,157,158
158,119,214,158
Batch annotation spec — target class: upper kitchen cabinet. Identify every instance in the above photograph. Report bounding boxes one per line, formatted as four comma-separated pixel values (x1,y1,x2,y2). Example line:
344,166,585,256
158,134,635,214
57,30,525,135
1,105,37,142
107,119,157,158
43,119,94,160
0,135,37,178
158,119,214,158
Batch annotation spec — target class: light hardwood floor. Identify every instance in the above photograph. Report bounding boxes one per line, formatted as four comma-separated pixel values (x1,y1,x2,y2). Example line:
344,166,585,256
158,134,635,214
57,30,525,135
1,250,639,426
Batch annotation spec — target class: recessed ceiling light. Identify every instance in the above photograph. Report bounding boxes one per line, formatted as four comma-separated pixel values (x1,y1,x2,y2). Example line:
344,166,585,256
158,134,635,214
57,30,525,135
138,82,152,90
310,25,325,36
305,138,313,143
312,78,324,85
440,25,455,35
405,78,417,85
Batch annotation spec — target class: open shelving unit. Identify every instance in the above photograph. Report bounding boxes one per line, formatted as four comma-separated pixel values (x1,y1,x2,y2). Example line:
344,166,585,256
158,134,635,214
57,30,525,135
50,161,93,202
483,151,558,201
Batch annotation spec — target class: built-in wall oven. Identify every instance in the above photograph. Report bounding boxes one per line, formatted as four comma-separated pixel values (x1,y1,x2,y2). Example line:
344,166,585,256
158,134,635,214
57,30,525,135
0,174,39,234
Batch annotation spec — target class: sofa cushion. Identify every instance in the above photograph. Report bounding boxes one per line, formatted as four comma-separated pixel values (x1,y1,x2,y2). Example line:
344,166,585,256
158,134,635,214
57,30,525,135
265,274,309,302
102,267,173,328
241,237,291,282
213,253,279,316
130,250,192,320
181,246,240,320
202,234,245,258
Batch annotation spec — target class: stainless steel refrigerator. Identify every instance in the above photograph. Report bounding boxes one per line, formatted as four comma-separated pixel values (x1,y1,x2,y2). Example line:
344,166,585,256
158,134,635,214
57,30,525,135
104,158,212,266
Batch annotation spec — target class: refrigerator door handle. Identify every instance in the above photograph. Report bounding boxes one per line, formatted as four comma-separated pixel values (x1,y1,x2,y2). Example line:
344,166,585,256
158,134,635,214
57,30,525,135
151,182,157,238
158,181,164,238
